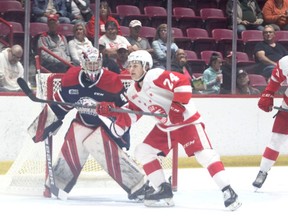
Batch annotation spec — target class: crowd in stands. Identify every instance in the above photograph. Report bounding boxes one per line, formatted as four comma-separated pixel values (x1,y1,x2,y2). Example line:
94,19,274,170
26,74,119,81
1,0,288,95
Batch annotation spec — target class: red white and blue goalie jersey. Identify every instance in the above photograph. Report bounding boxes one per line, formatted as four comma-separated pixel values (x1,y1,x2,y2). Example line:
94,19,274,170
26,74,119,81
49,66,127,126
116,68,201,129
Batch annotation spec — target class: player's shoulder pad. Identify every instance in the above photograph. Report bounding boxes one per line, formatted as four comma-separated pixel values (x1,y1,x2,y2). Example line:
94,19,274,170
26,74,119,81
61,66,82,87
97,69,124,93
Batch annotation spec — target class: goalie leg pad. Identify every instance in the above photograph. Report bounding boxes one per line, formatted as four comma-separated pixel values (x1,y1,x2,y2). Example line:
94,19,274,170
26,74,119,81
83,127,145,194
46,120,94,193
28,104,62,143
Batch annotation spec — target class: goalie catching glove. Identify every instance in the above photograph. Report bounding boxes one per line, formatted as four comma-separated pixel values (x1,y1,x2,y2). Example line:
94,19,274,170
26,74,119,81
28,105,63,143
169,102,185,124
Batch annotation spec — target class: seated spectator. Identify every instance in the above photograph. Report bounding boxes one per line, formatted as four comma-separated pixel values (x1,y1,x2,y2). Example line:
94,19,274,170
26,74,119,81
152,24,178,69
38,14,71,73
86,0,122,40
126,20,154,54
171,49,192,80
254,25,288,80
116,44,129,74
99,43,120,74
66,0,92,24
68,22,93,66
262,0,288,31
99,21,132,62
226,0,264,36
0,44,24,92
32,0,71,23
201,52,223,94
236,69,261,94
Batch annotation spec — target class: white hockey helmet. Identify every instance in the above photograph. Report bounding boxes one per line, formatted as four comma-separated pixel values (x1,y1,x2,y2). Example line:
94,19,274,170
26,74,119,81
127,50,153,82
80,47,102,81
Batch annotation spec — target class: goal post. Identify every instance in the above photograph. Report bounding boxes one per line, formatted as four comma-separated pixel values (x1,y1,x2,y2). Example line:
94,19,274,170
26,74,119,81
0,72,178,196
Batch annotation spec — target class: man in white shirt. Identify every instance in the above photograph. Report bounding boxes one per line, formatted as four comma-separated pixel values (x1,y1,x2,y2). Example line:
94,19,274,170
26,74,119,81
0,44,24,92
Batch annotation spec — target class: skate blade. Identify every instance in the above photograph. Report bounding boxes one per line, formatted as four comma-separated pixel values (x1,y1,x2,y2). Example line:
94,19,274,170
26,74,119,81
144,198,174,207
227,199,242,211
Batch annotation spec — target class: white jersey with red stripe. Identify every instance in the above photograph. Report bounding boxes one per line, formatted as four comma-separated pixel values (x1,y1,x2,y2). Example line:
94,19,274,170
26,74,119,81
271,56,288,108
116,68,202,131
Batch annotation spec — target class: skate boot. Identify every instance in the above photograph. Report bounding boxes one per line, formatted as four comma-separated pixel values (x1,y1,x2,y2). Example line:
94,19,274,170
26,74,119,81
128,181,151,201
144,182,174,207
252,171,268,190
222,185,242,211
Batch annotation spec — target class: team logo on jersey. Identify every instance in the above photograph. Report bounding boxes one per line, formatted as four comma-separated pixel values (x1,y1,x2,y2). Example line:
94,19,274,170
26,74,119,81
69,89,79,95
148,105,167,123
75,97,98,116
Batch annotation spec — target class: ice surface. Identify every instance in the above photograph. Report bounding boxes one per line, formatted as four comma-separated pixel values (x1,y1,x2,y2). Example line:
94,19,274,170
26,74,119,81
0,166,287,215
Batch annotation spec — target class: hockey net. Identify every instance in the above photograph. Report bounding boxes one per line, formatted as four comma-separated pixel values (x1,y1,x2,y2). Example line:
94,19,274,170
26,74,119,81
0,73,178,196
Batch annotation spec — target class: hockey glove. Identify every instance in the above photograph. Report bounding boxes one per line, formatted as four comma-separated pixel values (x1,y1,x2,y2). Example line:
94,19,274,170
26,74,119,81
96,102,117,117
169,102,185,124
258,90,274,112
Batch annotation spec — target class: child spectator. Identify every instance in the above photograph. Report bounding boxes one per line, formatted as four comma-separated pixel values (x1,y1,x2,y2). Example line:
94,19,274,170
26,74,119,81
201,52,223,94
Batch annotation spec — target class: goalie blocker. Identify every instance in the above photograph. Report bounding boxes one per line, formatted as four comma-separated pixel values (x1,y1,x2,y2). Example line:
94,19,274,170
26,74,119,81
28,106,146,200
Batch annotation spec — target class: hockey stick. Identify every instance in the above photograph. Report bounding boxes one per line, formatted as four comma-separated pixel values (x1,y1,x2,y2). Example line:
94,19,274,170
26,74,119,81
34,57,67,200
274,106,288,112
17,77,167,117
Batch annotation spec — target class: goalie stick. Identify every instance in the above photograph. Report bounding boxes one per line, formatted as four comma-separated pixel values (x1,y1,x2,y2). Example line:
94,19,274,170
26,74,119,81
17,77,167,117
34,57,67,200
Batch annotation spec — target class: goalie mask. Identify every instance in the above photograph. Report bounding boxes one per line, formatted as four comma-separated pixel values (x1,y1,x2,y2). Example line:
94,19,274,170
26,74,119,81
80,47,102,82
128,50,153,82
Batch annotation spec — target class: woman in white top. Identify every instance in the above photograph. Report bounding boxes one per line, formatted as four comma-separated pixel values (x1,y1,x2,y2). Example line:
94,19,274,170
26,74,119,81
68,22,93,66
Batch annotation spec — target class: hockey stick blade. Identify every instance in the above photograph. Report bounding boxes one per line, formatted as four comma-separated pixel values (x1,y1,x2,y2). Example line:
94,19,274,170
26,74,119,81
17,78,167,117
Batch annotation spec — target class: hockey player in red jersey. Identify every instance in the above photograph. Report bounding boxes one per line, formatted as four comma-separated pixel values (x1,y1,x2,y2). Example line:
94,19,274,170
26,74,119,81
28,47,146,200
96,50,242,210
252,55,288,190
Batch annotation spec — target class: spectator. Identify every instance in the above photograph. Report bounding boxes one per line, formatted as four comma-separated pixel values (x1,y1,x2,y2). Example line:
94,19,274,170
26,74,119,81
152,24,178,69
66,0,91,24
0,45,24,92
86,1,122,40
254,25,288,80
116,44,129,74
126,20,154,54
68,22,93,66
201,52,223,94
38,14,71,73
99,43,120,74
171,49,192,80
235,69,261,94
32,0,71,23
99,21,132,62
262,0,288,31
226,0,264,36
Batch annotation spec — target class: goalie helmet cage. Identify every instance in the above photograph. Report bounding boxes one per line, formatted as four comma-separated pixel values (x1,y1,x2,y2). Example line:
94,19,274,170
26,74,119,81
0,73,178,196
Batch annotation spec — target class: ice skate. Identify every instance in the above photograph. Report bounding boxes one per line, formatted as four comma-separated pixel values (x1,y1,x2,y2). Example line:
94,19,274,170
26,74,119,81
128,181,151,201
144,182,174,207
252,171,268,190
222,186,242,211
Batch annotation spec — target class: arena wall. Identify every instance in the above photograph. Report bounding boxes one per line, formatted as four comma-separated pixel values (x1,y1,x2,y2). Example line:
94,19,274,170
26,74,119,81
0,95,285,161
